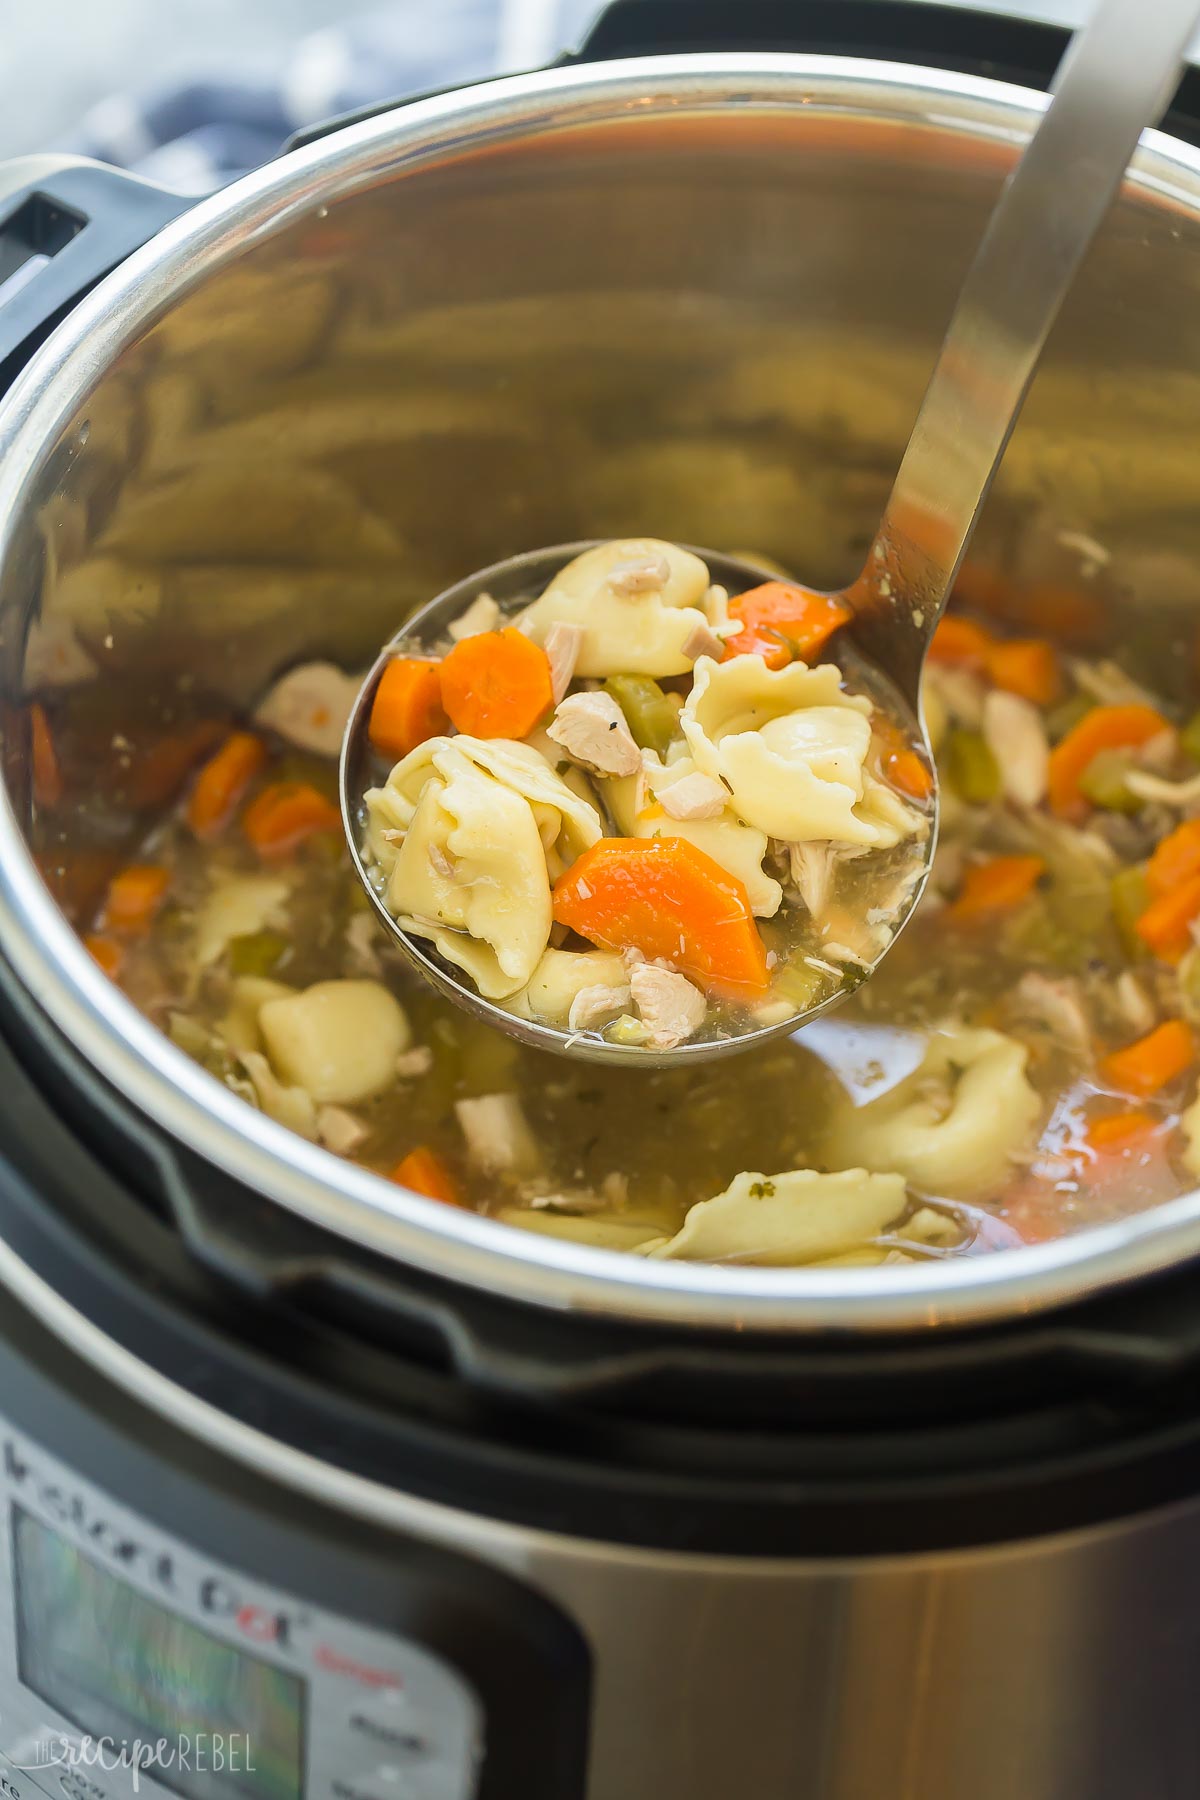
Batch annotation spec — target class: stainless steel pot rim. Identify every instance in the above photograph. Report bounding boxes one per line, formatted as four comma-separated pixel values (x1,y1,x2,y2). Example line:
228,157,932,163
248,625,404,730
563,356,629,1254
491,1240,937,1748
2,51,1200,1335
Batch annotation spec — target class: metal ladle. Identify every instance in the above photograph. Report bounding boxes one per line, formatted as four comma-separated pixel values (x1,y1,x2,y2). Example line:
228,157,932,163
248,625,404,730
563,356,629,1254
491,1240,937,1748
341,0,1199,1067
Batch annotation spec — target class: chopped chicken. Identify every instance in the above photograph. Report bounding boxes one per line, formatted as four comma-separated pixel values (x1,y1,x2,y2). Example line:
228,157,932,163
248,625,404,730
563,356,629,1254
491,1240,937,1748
659,770,727,821
983,689,1048,807
629,963,707,1049
396,1045,434,1079
447,592,501,640
317,1105,369,1155
925,663,985,729
681,619,727,664
547,691,641,777
254,661,361,757
607,553,671,594
789,842,835,919
1113,970,1158,1037
428,843,456,881
568,982,631,1031
1070,657,1161,711
455,1093,540,1175
544,621,584,704
343,910,384,978
527,1187,609,1214
1009,971,1091,1058
1125,768,1200,808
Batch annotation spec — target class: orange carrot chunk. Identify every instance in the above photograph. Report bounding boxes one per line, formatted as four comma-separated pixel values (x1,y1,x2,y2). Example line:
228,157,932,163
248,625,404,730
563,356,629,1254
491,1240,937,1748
84,933,124,979
243,782,342,860
929,615,995,667
1086,1109,1165,1153
949,855,1045,919
1146,817,1200,901
721,581,850,669
552,837,769,997
101,865,170,936
985,638,1062,706
885,747,934,801
438,628,554,739
390,1146,464,1208
1135,875,1200,962
186,731,267,838
30,703,63,808
1100,1019,1195,1097
368,657,449,760
1047,704,1171,818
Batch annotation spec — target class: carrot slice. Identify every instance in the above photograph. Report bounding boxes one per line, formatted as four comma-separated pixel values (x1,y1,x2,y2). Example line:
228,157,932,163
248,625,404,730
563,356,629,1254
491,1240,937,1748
1146,817,1200,901
886,747,934,800
1135,874,1200,962
101,865,170,936
721,581,850,669
985,638,1062,706
1047,704,1170,818
438,628,554,739
243,781,342,860
949,855,1045,919
84,933,124,979
1100,1019,1195,1097
929,616,994,667
368,657,449,760
552,836,769,997
30,703,63,808
186,731,267,838
1086,1108,1164,1152
390,1146,464,1208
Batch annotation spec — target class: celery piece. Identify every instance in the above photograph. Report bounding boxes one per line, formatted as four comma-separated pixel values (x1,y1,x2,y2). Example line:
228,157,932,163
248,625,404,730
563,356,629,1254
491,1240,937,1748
1181,711,1200,764
1110,863,1150,958
228,928,288,977
774,961,834,1011
1077,748,1141,813
604,675,678,757
1046,692,1094,742
607,1013,651,1046
945,730,1000,804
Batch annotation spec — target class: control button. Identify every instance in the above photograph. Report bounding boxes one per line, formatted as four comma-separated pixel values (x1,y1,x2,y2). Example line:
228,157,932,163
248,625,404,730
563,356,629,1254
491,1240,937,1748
346,1709,431,1762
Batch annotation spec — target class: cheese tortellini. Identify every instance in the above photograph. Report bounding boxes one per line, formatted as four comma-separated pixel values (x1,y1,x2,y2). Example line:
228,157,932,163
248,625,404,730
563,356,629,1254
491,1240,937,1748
513,947,629,1024
517,537,713,678
607,749,782,917
681,655,921,847
822,1025,1041,1200
643,1168,909,1263
365,736,603,999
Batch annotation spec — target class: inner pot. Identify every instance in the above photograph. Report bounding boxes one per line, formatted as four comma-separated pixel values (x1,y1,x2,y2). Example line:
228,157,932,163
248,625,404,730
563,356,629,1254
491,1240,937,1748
2,52,1200,1332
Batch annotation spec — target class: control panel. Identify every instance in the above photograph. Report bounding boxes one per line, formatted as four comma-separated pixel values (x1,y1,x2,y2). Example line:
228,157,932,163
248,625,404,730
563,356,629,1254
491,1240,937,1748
0,1431,483,1800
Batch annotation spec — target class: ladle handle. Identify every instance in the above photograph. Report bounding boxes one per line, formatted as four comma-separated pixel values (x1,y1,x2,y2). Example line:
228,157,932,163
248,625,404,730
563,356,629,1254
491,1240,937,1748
852,0,1200,706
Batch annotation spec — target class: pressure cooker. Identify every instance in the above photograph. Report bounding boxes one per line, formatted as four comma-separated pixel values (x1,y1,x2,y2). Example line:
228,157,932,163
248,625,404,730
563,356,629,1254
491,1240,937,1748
4,4,1200,1797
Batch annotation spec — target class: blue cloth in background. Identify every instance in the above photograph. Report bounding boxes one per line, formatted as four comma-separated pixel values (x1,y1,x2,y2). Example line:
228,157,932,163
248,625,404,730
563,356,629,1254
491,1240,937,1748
67,0,599,193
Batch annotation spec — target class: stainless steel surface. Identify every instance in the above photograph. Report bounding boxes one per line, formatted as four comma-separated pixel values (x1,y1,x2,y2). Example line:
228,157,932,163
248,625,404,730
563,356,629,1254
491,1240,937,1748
2,55,1200,1330
849,0,1200,707
339,540,932,1066
4,1232,1200,1800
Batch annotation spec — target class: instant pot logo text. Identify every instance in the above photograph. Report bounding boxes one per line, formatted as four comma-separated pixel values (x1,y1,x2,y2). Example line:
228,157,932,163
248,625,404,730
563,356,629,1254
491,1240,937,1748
3,1439,301,1653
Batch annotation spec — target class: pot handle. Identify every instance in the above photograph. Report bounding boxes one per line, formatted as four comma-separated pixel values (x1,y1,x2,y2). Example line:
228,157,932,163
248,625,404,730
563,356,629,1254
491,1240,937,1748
0,156,191,391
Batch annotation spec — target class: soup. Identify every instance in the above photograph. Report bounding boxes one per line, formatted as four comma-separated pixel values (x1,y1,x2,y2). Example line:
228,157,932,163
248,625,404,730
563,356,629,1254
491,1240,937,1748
65,565,1200,1268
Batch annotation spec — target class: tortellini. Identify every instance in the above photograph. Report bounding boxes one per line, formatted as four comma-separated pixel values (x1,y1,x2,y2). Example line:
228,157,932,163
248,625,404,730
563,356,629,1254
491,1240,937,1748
258,980,411,1104
643,1168,909,1263
513,947,630,1025
194,873,290,969
681,655,921,847
607,750,782,918
823,1026,1041,1200
365,736,603,999
517,538,713,678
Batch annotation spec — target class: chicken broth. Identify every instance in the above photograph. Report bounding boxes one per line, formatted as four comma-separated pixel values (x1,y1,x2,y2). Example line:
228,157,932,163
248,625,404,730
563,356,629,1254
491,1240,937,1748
69,573,1200,1268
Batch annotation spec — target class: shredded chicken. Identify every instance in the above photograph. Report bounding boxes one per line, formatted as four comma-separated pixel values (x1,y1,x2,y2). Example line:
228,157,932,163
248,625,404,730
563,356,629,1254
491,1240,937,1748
658,770,727,821
681,619,727,664
1125,768,1200,809
428,843,456,881
447,592,501,640
607,553,671,594
317,1105,369,1155
547,691,641,777
925,663,985,728
629,962,707,1049
789,842,835,920
253,661,361,757
395,1045,434,1079
1070,657,1161,711
983,689,1049,807
1057,528,1111,571
343,910,384,978
526,1187,609,1215
1008,971,1092,1058
567,982,631,1031
1113,970,1158,1037
455,1093,540,1175
823,941,872,967
544,620,584,704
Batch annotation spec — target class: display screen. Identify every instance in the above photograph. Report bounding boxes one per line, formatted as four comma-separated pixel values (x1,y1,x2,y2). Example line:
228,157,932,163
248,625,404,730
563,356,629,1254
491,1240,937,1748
13,1508,305,1800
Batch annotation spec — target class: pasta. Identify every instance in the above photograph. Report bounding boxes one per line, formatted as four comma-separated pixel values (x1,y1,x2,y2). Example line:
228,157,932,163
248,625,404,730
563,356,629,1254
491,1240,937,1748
643,1168,909,1263
516,537,715,678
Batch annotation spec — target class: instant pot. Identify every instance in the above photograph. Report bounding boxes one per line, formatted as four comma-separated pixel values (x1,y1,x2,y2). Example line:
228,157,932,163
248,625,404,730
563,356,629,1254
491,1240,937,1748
4,4,1200,1796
